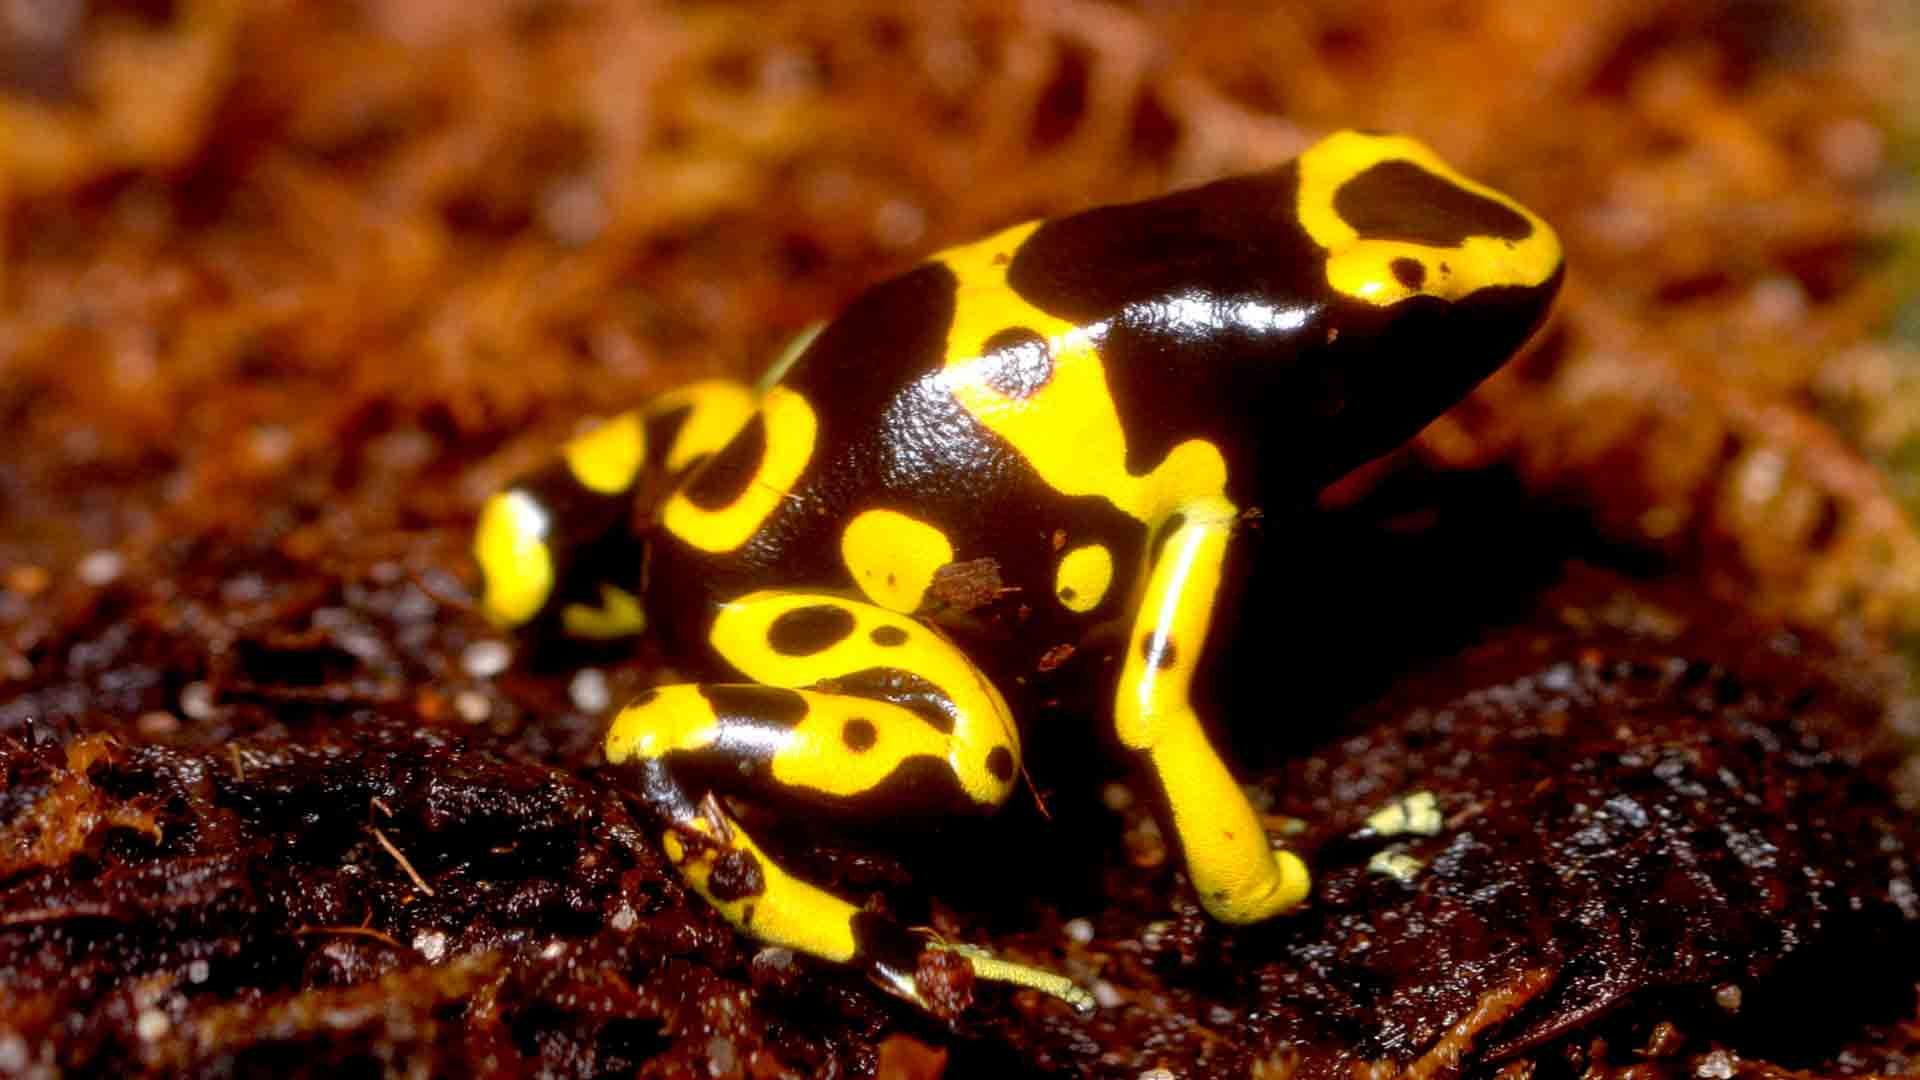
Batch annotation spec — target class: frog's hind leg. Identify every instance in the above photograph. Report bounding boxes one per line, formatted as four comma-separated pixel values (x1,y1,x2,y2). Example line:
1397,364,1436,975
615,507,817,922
604,590,1093,1014
472,380,756,637
1117,495,1311,924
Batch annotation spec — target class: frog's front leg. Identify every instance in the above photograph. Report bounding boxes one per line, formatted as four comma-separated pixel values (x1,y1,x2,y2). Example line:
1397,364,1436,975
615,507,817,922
472,379,757,637
604,590,1093,1014
1118,495,1311,923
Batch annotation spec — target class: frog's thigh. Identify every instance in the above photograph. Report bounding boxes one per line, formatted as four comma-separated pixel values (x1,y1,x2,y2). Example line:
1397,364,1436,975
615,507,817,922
605,682,1011,817
1116,496,1310,924
706,589,1025,809
473,379,756,635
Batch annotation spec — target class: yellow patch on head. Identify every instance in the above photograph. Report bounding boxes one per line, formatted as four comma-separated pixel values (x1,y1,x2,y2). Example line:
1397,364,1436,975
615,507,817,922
840,509,956,613
936,223,1229,524
473,490,554,627
1054,543,1114,613
1296,130,1561,308
662,386,818,554
563,412,647,495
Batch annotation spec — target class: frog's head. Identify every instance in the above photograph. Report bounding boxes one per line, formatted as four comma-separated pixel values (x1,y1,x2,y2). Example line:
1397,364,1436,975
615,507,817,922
1288,130,1564,482
974,129,1563,496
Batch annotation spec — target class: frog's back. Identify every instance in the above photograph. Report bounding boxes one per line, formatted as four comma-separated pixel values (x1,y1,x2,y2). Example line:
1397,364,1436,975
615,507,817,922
646,253,1151,670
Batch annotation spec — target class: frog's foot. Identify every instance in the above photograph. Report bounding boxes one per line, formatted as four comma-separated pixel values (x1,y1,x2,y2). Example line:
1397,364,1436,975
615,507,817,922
635,777,1092,1015
1116,497,1312,923
604,589,1079,1013
473,379,756,635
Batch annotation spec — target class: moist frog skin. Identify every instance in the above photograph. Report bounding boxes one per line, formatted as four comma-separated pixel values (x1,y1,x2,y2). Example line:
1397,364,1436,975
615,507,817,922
473,130,1564,1012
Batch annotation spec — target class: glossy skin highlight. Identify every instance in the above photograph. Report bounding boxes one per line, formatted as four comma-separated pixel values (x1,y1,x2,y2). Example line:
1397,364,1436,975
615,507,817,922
473,131,1563,1013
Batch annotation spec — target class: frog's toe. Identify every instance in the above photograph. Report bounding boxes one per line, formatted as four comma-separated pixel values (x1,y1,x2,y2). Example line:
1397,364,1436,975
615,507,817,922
933,941,1097,1015
1200,847,1313,925
867,934,1095,1016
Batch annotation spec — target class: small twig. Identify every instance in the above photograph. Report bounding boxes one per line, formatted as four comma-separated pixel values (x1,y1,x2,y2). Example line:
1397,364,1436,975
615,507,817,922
292,924,405,949
0,903,122,927
697,792,736,846
1021,761,1052,821
217,681,402,706
1397,967,1556,1080
371,824,436,897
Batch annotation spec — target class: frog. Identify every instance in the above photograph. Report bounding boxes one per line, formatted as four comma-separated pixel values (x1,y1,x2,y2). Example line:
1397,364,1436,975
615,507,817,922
472,130,1564,1014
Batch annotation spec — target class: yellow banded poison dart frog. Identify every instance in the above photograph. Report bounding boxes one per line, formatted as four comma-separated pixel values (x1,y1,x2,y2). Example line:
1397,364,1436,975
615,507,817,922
472,131,1563,1013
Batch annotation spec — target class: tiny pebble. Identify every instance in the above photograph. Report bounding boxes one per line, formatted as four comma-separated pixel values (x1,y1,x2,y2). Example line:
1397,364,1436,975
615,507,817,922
1064,918,1095,945
570,668,611,713
1816,116,1883,181
540,177,607,248
610,904,637,932
541,941,566,959
392,584,436,622
462,640,512,679
454,691,490,724
1735,447,1786,507
1368,848,1426,882
221,574,267,605
759,48,820,93
370,561,404,585
77,550,123,587
1138,1068,1175,1080
1746,276,1807,327
136,1009,169,1041
180,681,215,720
187,959,210,984
0,1033,26,1072
413,930,448,962
369,428,435,470
872,198,927,250
1101,782,1134,812
1208,1005,1233,1025
316,608,387,663
247,424,294,467
1140,921,1169,950
706,1036,737,1077
1366,790,1442,838
756,947,795,971
1714,983,1743,1011
1696,1049,1736,1079
1093,980,1124,1010
136,711,180,737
